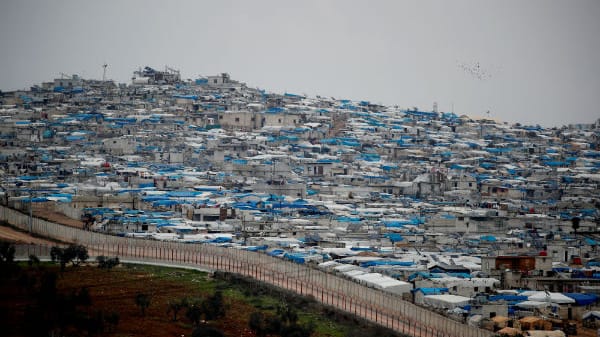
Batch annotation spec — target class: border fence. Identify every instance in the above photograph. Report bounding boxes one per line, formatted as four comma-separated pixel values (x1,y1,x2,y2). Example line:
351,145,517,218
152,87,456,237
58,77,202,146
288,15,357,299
1,205,492,337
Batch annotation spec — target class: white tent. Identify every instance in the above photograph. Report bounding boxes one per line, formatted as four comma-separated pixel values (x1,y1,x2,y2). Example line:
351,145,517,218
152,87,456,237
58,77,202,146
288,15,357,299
333,264,362,273
424,294,471,309
343,269,367,277
582,311,600,320
515,301,559,309
525,331,565,337
318,261,340,269
351,273,412,295
525,291,575,304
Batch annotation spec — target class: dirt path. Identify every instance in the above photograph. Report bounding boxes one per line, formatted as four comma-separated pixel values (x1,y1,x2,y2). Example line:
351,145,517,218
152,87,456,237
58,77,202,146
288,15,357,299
0,224,56,245
32,204,84,228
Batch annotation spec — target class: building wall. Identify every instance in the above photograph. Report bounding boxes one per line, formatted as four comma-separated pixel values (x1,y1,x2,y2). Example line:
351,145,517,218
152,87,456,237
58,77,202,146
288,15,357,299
534,256,553,273
218,111,257,130
471,304,508,319
426,216,470,233
445,176,477,191
207,73,230,86
304,163,332,177
262,112,300,127
495,256,536,272
102,137,136,155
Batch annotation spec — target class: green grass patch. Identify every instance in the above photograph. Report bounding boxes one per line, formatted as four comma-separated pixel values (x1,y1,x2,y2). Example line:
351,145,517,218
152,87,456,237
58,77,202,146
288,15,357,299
300,311,348,337
14,258,404,337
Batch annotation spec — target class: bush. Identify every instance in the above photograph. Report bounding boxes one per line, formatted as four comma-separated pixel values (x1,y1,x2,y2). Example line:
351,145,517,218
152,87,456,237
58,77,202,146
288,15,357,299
28,254,40,267
167,298,187,322
96,256,120,269
134,293,151,316
186,301,203,326
0,241,16,263
203,291,226,321
191,325,224,337
248,301,314,337
0,241,18,278
104,311,120,332
248,311,267,337
66,244,89,266
50,244,89,271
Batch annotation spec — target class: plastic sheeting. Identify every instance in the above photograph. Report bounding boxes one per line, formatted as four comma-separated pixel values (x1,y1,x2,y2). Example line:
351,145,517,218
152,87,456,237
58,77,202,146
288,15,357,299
563,293,598,306
524,291,576,304
424,294,471,309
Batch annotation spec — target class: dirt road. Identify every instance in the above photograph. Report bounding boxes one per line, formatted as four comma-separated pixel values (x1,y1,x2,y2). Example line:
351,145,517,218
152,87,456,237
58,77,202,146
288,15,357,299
32,204,83,228
0,224,56,245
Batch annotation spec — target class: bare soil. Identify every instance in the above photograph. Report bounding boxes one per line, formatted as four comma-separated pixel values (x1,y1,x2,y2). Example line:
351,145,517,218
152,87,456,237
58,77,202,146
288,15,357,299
32,203,84,228
0,264,258,337
0,224,57,245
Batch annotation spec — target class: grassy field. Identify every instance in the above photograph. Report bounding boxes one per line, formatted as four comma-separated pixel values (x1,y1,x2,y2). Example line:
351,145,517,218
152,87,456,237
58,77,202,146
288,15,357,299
0,258,402,337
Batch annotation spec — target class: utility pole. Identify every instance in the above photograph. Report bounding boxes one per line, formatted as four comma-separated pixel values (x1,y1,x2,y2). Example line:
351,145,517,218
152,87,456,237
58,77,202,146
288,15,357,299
242,214,248,246
28,193,32,234
26,182,38,234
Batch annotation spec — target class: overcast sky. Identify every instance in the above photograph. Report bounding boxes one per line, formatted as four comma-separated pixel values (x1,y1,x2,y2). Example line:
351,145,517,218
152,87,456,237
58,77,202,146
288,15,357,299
1,1,599,127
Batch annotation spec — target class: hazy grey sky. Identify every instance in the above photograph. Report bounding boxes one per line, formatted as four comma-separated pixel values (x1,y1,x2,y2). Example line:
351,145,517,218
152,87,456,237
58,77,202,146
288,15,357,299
1,0,599,126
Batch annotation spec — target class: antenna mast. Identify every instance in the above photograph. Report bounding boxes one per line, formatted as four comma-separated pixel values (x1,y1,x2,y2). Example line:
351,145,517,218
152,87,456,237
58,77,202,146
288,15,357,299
102,63,108,81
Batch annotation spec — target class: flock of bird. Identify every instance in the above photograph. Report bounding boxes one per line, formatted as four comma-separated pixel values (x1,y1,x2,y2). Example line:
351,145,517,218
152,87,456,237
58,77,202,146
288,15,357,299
457,61,493,80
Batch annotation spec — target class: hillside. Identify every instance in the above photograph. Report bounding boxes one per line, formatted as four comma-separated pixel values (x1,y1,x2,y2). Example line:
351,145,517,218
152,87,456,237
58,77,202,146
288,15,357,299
0,254,402,337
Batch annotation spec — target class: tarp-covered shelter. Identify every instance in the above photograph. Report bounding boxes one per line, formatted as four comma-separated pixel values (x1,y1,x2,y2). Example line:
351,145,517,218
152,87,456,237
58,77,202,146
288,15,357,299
351,273,412,295
515,301,559,309
496,327,520,336
563,293,598,306
524,331,565,337
524,291,576,304
423,294,471,309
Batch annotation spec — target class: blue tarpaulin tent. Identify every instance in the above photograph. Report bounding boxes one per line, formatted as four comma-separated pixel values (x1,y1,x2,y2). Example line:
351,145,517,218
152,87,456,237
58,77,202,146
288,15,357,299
564,293,598,306
412,288,449,295
407,272,442,282
244,245,268,252
480,235,497,242
385,233,405,243
489,295,528,302
283,253,306,264
382,218,422,227
22,197,49,203
268,249,285,257
350,247,373,252
360,260,413,267
152,200,180,207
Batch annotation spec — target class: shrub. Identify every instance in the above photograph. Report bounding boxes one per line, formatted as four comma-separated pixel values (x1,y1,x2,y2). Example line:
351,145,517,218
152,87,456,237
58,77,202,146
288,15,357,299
28,254,40,267
50,244,89,271
134,293,151,316
0,241,16,263
96,256,120,269
191,325,224,337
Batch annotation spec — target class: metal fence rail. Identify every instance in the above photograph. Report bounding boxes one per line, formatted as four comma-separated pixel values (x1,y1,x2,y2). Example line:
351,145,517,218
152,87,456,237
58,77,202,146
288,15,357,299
1,205,492,337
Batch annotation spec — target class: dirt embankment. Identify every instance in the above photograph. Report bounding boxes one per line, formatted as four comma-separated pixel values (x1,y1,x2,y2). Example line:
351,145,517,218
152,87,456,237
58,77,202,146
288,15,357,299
0,224,57,245
0,203,84,245
32,203,84,228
